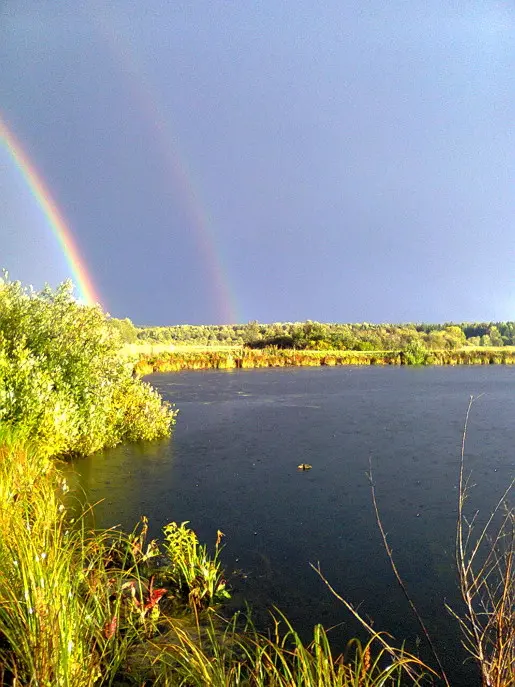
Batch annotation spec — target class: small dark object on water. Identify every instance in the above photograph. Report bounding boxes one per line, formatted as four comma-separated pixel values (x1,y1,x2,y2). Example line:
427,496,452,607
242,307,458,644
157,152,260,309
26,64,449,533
297,463,312,471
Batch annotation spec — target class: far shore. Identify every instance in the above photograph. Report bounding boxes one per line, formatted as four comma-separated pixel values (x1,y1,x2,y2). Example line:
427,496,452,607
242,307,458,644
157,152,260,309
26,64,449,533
130,345,515,374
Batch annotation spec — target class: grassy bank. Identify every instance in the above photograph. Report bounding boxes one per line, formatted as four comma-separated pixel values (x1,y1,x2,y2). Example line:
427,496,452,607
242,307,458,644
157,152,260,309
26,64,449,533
120,342,242,361
2,427,511,686
133,346,515,374
0,429,431,686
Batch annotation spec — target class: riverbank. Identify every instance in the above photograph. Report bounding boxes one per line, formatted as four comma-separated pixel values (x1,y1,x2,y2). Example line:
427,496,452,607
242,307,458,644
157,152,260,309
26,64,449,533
0,430,430,686
133,346,515,374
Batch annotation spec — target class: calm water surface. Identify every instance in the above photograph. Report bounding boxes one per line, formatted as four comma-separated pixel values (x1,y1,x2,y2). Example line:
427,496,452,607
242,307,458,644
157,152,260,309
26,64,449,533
71,366,515,685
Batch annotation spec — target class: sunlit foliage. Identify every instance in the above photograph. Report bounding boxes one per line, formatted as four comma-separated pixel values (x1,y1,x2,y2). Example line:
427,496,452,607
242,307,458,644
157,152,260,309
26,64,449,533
134,318,515,351
0,276,176,457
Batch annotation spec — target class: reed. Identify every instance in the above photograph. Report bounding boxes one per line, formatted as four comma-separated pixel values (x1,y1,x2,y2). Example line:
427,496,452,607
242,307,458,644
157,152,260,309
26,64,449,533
152,612,430,686
0,428,120,685
133,347,515,374
0,429,226,685
133,348,404,374
2,411,511,685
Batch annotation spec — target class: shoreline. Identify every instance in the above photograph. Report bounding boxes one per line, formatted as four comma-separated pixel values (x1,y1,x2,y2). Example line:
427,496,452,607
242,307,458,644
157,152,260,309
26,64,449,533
133,347,515,374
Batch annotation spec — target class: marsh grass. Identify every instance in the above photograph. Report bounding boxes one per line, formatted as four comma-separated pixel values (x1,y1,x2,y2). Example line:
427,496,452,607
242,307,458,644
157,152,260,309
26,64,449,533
121,342,242,361
153,607,428,686
134,348,403,374
0,428,433,686
133,347,515,374
0,428,166,686
151,611,430,686
0,429,108,685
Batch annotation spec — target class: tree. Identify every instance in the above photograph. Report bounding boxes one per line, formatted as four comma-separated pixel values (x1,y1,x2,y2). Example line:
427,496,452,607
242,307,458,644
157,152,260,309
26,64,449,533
109,316,138,343
402,340,430,365
442,326,466,350
488,326,503,347
243,320,262,344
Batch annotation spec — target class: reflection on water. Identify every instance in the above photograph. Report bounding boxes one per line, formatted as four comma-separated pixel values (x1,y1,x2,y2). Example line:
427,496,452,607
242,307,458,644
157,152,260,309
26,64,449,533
70,366,515,686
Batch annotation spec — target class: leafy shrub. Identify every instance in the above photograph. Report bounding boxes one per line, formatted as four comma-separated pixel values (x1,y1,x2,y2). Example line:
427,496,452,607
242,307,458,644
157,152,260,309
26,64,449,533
402,340,431,366
0,276,176,457
163,521,230,608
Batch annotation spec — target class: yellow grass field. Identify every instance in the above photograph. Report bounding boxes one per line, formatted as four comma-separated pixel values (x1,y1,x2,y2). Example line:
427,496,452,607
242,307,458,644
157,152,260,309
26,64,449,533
120,342,244,360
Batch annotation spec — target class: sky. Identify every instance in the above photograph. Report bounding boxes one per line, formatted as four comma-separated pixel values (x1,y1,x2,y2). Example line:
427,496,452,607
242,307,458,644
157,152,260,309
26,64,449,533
1,1,514,325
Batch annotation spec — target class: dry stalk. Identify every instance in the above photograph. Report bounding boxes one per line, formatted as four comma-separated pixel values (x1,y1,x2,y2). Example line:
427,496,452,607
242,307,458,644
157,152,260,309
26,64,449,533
450,395,515,687
311,562,436,684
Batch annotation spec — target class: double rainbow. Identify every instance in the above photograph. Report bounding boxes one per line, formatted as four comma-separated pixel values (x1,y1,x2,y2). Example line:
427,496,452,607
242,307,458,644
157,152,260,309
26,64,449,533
90,7,239,324
1,114,100,306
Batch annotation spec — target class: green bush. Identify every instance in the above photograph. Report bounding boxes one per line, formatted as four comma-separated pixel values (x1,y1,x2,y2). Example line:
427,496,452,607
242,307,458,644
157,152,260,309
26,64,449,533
401,340,431,366
0,276,176,457
163,521,230,608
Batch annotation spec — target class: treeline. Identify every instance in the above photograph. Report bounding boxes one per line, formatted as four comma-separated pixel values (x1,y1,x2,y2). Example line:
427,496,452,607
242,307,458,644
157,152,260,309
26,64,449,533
110,318,515,350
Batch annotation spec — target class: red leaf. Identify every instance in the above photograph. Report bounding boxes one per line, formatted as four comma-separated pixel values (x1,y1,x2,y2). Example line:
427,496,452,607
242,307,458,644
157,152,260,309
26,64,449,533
104,615,117,639
144,587,167,611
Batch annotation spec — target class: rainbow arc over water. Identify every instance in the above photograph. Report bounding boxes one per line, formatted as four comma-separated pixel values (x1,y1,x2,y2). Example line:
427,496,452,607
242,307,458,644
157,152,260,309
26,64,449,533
0,114,100,306
90,7,239,324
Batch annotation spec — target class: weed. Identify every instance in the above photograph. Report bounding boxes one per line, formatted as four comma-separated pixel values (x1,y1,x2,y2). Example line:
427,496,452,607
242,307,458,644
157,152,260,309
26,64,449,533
162,522,230,609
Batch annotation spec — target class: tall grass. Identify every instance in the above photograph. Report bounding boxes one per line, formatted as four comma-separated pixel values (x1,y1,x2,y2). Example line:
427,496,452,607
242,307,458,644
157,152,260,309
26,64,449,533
152,612,430,686
1,415,511,685
0,428,107,685
133,348,403,374
0,428,433,686
121,342,242,361
0,428,162,686
133,347,515,374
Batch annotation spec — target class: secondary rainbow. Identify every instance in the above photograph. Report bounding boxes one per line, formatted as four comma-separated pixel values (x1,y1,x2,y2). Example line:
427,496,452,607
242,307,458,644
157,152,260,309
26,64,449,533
90,8,239,324
0,114,100,306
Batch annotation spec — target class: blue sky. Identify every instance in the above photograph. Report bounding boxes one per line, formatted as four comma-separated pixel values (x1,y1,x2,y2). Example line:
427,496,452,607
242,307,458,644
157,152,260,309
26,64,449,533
1,1,514,324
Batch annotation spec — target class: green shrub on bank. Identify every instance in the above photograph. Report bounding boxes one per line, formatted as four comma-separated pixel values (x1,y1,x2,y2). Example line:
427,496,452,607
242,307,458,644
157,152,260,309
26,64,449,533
401,340,431,366
0,277,176,457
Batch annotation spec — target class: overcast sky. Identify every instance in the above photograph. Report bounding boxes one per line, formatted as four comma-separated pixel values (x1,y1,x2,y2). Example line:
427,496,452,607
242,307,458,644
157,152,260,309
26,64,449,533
1,1,514,325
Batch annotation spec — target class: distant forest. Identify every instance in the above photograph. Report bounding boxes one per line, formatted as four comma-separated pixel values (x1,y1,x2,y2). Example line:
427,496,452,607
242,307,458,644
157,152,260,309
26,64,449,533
109,318,515,351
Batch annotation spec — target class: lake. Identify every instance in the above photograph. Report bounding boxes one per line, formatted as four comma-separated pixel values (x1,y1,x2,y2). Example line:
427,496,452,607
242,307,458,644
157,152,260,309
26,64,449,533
70,366,515,685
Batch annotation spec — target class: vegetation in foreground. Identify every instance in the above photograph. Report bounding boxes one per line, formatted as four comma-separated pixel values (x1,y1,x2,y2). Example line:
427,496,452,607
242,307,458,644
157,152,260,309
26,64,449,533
0,423,512,685
0,413,512,685
0,429,431,686
0,276,176,458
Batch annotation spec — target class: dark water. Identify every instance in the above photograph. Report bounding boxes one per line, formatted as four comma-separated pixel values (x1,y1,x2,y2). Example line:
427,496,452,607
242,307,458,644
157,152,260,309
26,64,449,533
70,366,515,685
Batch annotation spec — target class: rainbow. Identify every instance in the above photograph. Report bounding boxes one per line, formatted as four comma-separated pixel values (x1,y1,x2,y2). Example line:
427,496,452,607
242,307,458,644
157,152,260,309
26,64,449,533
90,8,239,324
0,114,101,306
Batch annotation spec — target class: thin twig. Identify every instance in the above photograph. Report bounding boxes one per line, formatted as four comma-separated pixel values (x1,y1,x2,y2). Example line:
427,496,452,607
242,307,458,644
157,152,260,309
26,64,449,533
368,458,451,687
455,395,515,687
310,562,436,683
